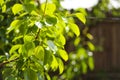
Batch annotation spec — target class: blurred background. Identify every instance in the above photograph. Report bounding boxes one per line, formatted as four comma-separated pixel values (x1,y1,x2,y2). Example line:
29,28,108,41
61,0,120,80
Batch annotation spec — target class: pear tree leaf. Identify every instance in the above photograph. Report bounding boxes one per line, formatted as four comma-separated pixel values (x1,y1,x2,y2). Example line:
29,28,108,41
7,20,21,34
9,44,22,54
74,13,86,24
41,3,56,15
51,55,58,71
88,57,94,70
68,23,80,37
58,49,68,61
12,4,23,15
57,58,64,74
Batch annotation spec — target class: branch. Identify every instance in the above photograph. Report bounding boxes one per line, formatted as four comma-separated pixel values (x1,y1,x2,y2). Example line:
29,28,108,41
35,0,48,39
0,57,19,68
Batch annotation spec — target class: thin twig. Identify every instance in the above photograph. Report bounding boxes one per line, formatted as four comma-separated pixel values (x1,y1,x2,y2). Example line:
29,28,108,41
0,57,19,68
35,0,48,39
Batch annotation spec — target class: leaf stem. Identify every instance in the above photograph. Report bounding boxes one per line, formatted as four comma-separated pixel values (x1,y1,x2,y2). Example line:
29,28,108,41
0,57,19,68
35,0,48,39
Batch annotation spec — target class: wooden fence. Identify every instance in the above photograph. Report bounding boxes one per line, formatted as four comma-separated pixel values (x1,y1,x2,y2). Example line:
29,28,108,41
83,20,120,80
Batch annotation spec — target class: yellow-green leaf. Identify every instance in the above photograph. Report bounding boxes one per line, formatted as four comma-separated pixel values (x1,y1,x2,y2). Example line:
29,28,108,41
9,44,22,54
34,46,44,61
58,49,68,61
51,55,58,71
7,20,21,34
68,23,80,37
41,3,56,15
88,57,94,70
12,4,23,15
74,13,86,24
57,58,64,74
87,42,95,51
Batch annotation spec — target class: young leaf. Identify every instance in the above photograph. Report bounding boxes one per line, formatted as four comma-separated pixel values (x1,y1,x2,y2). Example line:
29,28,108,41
34,46,44,61
74,13,86,24
87,42,95,51
58,49,68,61
81,61,87,74
51,55,58,71
24,35,34,43
57,58,64,74
7,20,21,34
12,4,23,15
41,3,56,15
9,44,22,54
68,23,80,37
88,57,94,70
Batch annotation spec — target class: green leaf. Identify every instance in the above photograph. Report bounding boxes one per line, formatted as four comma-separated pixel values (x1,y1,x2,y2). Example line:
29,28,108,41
88,57,94,70
41,3,56,15
9,44,22,54
45,15,57,25
7,20,21,34
2,4,6,12
12,4,23,15
57,58,64,74
23,3,36,13
58,49,68,61
51,55,58,71
68,23,80,37
45,73,51,80
74,13,86,24
12,36,23,42
24,42,35,57
81,61,87,74
34,46,44,61
8,53,19,61
58,34,66,45
24,35,34,43
77,48,87,59
74,37,81,46
24,68,38,80
87,42,95,51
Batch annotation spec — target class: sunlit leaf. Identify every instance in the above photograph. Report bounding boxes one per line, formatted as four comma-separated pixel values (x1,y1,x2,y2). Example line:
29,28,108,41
24,42,35,57
9,44,22,54
51,55,58,71
74,37,80,46
24,35,34,43
12,36,23,42
87,33,93,40
7,20,21,34
45,73,51,80
12,4,23,15
57,58,64,74
74,13,86,24
68,23,80,37
87,42,95,51
2,4,6,12
58,49,68,61
88,57,94,70
81,61,87,74
34,46,44,61
9,53,19,61
41,3,56,15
